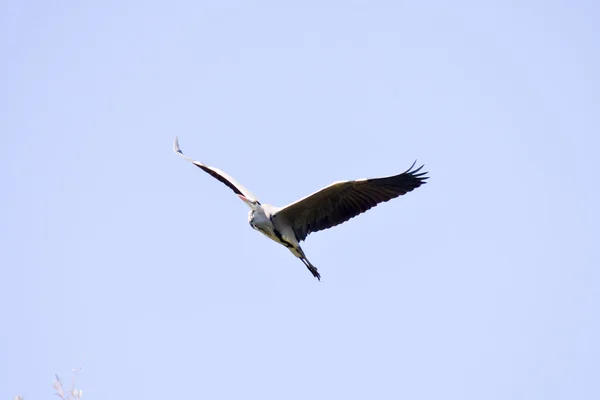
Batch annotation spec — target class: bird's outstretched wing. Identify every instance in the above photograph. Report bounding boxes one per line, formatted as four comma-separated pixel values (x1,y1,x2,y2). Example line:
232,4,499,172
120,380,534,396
274,163,428,242
173,137,259,202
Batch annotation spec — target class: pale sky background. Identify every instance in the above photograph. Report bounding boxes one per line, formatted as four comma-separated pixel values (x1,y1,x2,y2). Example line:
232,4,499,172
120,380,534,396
1,1,599,399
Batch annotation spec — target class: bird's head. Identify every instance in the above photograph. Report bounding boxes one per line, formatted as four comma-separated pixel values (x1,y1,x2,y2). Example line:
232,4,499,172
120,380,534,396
238,194,260,210
238,195,261,230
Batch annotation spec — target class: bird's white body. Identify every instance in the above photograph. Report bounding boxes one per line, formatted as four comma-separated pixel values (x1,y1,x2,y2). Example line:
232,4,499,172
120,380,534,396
249,205,307,259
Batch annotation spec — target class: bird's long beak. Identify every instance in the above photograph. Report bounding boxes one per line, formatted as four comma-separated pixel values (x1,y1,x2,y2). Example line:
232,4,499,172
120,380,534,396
238,194,253,207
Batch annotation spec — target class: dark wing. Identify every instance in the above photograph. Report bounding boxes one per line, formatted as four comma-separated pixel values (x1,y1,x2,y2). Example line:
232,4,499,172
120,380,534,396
274,162,428,242
173,137,259,201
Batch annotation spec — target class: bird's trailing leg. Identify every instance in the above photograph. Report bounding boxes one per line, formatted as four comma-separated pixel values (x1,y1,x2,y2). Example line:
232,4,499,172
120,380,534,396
300,257,321,281
288,245,321,281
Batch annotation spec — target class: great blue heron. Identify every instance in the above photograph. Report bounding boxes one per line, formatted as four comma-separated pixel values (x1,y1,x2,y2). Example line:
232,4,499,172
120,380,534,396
174,137,428,280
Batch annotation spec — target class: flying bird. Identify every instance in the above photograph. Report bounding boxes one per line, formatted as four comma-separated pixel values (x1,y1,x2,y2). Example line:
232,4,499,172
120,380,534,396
174,137,428,280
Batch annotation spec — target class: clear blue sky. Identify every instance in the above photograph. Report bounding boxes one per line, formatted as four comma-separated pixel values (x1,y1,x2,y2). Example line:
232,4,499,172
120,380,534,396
1,1,599,399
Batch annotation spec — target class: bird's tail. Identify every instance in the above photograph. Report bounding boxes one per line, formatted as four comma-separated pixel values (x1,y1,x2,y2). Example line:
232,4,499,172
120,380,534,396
301,257,321,281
